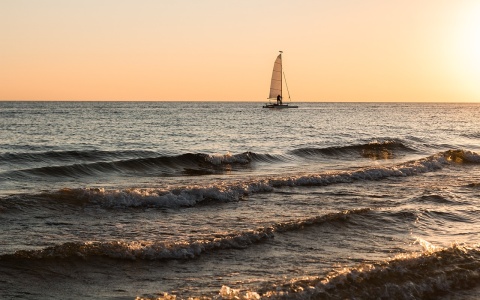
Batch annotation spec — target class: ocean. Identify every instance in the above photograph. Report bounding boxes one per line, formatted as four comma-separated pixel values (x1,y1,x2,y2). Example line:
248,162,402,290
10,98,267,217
1,101,480,299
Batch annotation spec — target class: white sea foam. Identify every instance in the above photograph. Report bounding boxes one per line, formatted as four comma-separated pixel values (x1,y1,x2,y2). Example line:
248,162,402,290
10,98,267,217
8,209,370,261
76,181,274,208
137,242,480,299
66,151,460,208
257,242,480,300
205,152,253,165
9,228,275,260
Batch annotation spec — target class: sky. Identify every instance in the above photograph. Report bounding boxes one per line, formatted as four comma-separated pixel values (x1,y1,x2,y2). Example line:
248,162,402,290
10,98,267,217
1,0,479,102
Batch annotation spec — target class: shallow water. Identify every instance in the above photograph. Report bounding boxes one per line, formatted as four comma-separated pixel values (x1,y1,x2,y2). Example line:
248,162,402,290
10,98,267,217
1,101,480,299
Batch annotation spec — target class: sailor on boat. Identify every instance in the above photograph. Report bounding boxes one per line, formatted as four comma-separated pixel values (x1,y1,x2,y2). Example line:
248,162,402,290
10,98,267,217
276,95,282,105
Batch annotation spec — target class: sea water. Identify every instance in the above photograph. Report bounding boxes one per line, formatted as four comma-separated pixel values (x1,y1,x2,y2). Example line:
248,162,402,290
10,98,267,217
1,101,480,299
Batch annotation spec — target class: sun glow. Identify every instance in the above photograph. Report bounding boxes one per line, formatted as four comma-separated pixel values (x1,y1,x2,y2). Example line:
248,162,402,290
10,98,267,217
449,3,480,98
458,8,480,70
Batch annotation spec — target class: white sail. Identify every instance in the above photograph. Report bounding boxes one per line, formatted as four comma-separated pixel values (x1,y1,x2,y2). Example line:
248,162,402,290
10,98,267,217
268,54,282,99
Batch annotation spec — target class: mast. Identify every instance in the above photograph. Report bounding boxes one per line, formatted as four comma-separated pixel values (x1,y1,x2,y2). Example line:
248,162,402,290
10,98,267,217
279,50,283,99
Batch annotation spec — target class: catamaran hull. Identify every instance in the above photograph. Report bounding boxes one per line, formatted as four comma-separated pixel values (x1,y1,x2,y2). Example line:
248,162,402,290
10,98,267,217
262,104,298,109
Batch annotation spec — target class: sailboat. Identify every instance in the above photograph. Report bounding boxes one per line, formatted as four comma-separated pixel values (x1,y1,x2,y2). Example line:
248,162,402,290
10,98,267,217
262,51,298,109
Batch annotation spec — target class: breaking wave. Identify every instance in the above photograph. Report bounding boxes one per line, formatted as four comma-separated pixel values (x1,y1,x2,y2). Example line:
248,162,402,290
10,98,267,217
134,241,480,300
1,229,274,261
1,141,419,181
291,140,416,160
258,242,480,299
0,149,157,165
0,209,370,261
2,151,267,179
34,150,475,209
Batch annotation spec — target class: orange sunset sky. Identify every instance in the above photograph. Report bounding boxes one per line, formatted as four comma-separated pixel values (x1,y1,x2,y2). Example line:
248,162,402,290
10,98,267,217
1,0,479,102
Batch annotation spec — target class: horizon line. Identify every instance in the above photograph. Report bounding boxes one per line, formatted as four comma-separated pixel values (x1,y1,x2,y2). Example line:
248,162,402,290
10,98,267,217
1,100,479,104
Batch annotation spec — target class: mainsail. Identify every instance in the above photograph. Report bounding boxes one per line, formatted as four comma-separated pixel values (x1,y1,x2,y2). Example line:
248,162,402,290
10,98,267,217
268,53,282,99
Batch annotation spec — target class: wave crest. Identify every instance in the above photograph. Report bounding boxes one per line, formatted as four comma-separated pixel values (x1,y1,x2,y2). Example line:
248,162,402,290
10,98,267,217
1,209,370,261
4,152,258,179
137,242,480,299
291,140,416,160
11,150,478,210
444,149,480,163
2,228,274,261
260,243,480,299
36,152,452,208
